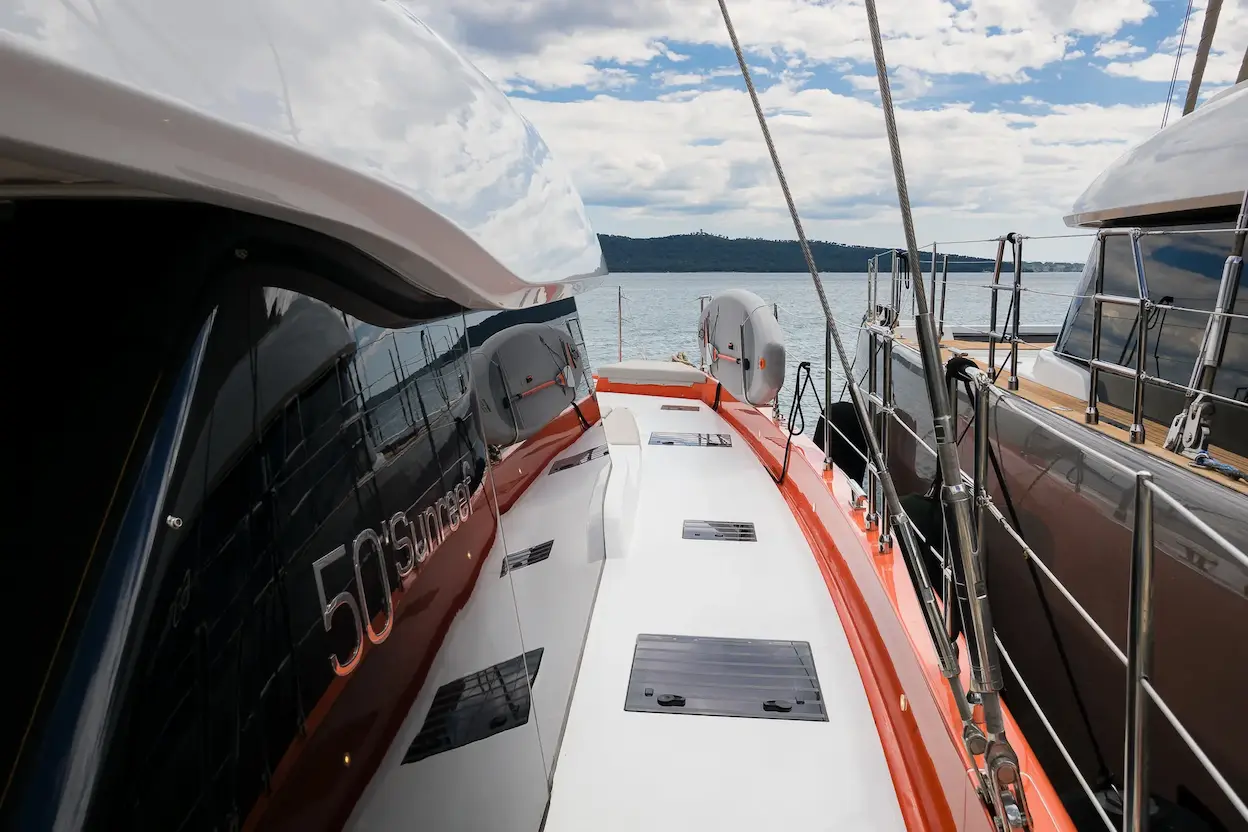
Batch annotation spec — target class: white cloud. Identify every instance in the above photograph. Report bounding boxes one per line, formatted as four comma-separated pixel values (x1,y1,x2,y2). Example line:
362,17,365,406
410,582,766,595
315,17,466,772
653,67,745,88
396,0,1228,262
1094,38,1146,58
405,0,1156,89
512,84,1163,261
1104,0,1247,87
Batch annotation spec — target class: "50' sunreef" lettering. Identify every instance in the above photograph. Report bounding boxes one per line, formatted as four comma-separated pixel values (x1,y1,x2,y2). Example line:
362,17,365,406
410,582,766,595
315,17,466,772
312,461,476,677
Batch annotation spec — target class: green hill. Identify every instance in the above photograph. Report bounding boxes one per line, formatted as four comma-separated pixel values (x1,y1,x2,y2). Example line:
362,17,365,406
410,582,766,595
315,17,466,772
598,232,1083,273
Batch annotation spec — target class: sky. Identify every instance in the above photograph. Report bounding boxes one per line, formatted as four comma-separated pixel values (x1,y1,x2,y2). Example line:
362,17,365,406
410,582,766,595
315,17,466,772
403,0,1246,263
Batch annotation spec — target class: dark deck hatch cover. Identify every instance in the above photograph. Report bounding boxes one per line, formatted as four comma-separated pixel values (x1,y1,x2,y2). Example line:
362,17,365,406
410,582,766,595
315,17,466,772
648,432,732,447
402,648,544,764
501,540,554,576
624,635,826,721
549,444,608,474
682,520,757,542
660,404,701,411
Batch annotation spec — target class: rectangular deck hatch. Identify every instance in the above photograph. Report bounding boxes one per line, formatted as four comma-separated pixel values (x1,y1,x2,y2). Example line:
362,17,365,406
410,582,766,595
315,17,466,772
501,540,554,577
549,444,608,474
402,648,544,764
624,635,826,721
648,432,732,447
660,404,701,411
682,520,757,542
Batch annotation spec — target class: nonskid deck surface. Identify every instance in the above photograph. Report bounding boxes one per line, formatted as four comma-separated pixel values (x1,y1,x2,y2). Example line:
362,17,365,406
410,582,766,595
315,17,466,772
543,392,905,831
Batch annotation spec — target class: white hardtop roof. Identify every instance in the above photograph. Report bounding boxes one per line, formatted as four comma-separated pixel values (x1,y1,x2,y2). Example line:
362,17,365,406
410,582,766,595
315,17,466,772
1065,81,1247,228
0,1,604,310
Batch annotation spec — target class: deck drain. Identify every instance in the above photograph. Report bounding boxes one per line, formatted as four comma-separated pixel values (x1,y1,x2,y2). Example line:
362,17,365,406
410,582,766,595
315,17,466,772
549,444,609,473
682,520,756,542
501,540,554,576
648,432,731,447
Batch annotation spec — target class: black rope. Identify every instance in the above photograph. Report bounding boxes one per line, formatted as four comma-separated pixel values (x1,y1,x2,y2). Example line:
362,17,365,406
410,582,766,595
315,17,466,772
770,361,822,486
570,400,590,431
712,381,723,412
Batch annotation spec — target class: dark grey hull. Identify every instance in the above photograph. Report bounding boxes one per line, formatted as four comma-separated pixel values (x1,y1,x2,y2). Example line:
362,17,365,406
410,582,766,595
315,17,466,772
876,338,1248,832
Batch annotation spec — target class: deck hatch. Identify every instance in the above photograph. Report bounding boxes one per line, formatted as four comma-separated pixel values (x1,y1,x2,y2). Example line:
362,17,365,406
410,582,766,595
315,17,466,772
501,540,554,576
549,444,609,473
659,404,701,411
402,648,544,764
624,635,826,721
681,520,757,542
648,432,732,447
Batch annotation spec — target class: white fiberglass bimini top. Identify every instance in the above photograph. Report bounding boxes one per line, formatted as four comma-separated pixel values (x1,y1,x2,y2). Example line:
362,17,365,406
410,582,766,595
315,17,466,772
0,0,604,309
1065,80,1248,227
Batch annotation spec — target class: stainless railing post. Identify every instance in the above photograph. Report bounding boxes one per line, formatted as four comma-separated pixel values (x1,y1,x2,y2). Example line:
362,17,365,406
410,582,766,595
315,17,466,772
973,373,990,554
988,237,1008,377
938,254,950,339
866,329,879,531
1129,231,1150,443
1086,232,1107,425
824,321,833,470
891,251,902,319
868,256,877,322
879,335,894,551
1124,472,1156,832
1009,234,1023,391
930,242,939,323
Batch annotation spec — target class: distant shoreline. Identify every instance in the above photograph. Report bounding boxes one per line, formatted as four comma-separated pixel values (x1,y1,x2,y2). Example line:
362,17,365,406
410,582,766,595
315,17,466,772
598,233,1084,273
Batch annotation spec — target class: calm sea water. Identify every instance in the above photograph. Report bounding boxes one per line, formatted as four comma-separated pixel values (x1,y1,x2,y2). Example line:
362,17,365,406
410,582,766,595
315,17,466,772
577,271,1082,419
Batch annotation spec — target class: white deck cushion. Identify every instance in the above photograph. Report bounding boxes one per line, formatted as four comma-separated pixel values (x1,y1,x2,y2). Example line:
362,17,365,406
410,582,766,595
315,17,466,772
596,359,706,387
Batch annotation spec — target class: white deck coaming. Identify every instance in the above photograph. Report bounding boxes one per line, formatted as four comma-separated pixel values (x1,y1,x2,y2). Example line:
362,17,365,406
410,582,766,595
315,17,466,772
544,392,906,832
347,423,611,831
0,1,605,309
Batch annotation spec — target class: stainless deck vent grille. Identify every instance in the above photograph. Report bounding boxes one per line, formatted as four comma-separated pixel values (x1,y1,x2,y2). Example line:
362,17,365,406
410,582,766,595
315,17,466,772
403,648,544,764
549,444,608,474
660,404,701,411
648,432,732,447
624,635,825,721
501,540,554,577
682,520,757,542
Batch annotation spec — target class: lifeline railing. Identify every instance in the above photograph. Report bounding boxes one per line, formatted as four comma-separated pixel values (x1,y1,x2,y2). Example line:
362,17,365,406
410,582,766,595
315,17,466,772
841,233,1248,831
865,224,1248,448
716,0,1242,825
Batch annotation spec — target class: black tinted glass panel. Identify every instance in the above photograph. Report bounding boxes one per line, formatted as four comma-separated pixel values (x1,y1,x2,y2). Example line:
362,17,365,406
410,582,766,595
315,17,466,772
402,648,543,764
5,202,547,832
1057,225,1247,454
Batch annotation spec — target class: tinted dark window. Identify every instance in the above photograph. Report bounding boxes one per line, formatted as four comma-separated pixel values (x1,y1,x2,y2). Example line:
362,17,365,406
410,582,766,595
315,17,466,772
1056,224,1247,454
4,201,547,832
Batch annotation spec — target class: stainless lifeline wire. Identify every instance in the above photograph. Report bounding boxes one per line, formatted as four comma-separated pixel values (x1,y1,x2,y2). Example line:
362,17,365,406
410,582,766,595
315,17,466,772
713,0,988,764
861,0,1028,819
716,0,1031,822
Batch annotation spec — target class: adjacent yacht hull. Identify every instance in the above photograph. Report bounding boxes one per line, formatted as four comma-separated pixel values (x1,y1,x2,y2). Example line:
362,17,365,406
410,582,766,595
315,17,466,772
877,337,1248,831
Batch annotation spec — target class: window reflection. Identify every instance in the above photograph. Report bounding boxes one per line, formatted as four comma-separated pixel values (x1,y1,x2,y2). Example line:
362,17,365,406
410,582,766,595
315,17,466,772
82,281,526,831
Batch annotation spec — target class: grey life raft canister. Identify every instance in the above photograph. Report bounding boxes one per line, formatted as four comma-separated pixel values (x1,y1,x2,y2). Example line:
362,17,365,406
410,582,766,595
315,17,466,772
471,323,585,446
699,289,785,405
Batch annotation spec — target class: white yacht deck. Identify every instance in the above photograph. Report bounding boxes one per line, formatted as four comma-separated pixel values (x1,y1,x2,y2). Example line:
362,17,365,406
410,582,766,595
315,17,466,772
543,392,905,831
